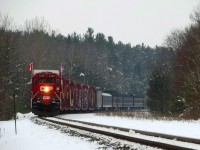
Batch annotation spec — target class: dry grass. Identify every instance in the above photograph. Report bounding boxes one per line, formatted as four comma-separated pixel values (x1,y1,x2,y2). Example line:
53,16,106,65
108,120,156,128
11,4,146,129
96,110,188,121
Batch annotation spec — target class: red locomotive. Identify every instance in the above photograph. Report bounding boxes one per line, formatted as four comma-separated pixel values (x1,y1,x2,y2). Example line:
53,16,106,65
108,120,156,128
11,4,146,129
31,69,96,116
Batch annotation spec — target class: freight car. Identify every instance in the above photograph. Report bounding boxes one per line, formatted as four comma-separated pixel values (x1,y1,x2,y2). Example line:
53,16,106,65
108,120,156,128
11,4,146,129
96,91,145,110
31,69,96,116
31,69,145,116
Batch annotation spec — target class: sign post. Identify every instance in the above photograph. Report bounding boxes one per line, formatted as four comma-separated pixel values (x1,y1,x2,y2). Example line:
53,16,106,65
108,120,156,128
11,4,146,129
13,93,17,135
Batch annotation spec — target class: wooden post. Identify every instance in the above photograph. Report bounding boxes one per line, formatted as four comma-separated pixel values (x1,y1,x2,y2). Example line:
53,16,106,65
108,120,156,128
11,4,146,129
13,93,17,135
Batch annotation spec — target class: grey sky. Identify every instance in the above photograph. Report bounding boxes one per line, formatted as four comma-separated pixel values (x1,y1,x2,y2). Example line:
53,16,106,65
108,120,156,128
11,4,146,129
1,0,200,47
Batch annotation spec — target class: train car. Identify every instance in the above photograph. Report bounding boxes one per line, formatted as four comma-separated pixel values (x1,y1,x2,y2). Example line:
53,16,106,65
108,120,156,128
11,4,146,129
31,70,62,116
134,96,145,109
30,69,145,116
113,94,134,109
74,83,82,110
96,91,103,109
97,91,145,110
88,86,96,110
102,93,112,109
123,96,134,108
31,69,97,116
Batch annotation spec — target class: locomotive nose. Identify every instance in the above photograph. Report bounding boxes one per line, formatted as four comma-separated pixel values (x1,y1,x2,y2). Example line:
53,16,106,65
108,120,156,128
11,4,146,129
39,86,53,104
42,94,52,104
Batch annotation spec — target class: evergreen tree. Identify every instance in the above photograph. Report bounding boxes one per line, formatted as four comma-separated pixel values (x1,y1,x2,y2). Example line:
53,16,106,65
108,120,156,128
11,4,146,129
147,69,171,113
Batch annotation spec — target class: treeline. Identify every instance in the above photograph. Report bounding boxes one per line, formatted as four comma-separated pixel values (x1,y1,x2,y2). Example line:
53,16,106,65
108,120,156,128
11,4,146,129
164,9,200,119
0,13,175,120
6,9,200,120
147,8,200,119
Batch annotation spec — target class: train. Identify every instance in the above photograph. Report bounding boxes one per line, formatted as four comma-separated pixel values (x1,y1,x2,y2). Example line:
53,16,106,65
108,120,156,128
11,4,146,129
97,92,145,110
31,69,145,116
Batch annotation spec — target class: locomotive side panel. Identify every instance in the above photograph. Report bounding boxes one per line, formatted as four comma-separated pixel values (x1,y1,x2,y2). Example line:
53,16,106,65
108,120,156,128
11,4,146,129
61,79,70,110
81,85,88,110
69,82,75,110
88,86,96,110
74,83,82,110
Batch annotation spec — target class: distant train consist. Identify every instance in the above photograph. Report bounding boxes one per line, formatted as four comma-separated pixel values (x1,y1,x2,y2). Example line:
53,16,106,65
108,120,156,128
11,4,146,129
97,92,145,110
31,69,145,116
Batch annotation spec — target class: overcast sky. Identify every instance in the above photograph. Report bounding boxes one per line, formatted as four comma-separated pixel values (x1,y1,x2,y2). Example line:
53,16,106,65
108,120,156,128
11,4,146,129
1,0,200,47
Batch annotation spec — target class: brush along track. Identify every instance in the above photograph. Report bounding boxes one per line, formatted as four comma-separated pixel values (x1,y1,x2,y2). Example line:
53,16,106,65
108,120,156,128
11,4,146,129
39,117,200,150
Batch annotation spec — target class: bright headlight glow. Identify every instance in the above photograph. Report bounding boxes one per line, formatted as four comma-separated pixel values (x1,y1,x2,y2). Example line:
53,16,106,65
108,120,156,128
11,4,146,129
44,86,50,92
40,86,53,92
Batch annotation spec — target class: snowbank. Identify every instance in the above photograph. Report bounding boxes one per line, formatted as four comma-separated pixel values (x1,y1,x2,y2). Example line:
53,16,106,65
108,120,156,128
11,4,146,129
0,113,98,150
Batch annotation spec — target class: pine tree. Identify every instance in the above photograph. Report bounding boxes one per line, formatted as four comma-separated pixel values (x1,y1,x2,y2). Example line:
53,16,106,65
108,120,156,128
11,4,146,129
146,69,171,113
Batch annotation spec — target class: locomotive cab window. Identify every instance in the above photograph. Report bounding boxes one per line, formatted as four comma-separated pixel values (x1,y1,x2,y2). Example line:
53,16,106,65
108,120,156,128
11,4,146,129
39,76,55,83
56,78,61,84
32,78,37,85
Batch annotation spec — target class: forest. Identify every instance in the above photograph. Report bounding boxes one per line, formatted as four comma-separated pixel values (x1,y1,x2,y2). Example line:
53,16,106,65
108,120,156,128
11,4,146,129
1,8,200,120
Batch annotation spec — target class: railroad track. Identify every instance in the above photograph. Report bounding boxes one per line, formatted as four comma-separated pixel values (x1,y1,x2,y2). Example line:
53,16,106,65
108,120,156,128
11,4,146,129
55,117,200,144
36,117,200,150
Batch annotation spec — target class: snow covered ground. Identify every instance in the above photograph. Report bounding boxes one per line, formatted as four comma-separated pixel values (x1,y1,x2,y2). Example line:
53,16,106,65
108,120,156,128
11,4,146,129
0,113,99,150
59,113,200,139
1,112,200,150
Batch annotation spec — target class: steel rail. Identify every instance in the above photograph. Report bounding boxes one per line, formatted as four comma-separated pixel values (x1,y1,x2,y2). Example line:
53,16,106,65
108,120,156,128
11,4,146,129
38,117,197,150
55,117,200,144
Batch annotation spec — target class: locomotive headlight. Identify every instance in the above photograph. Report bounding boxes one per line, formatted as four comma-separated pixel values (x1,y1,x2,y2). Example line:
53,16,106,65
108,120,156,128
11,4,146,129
44,86,50,92
40,86,53,92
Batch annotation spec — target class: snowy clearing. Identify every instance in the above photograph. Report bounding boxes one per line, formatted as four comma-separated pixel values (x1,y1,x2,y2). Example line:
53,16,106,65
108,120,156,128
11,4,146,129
1,112,200,150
